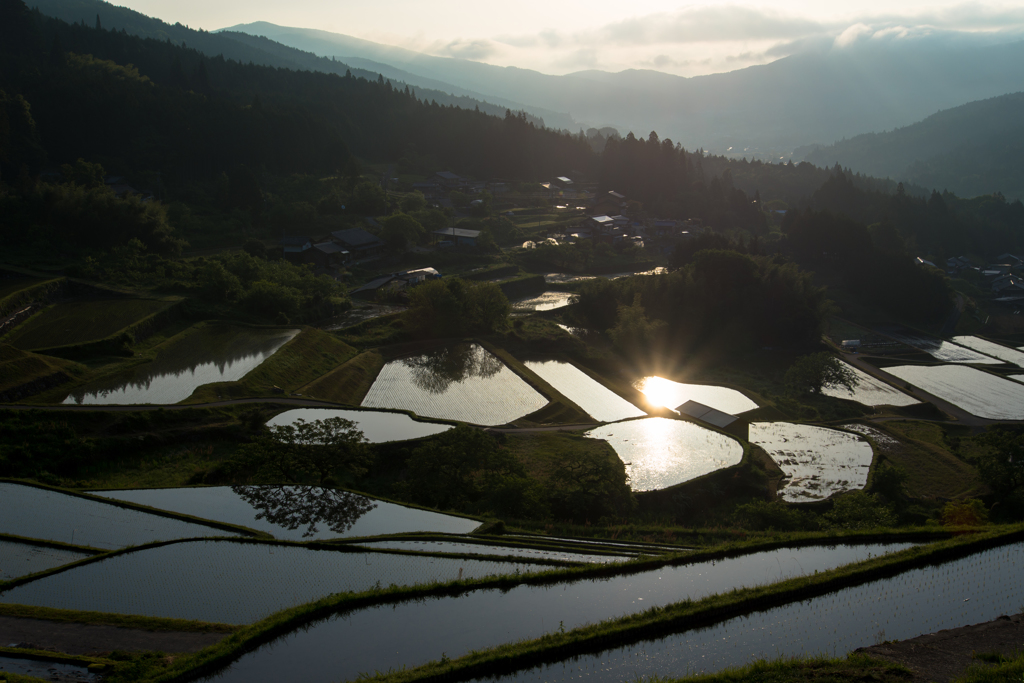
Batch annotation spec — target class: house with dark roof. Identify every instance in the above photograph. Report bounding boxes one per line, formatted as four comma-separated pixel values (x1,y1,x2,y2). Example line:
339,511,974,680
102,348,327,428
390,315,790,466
308,241,349,269
433,227,480,247
676,400,748,440
430,171,465,189
280,236,312,263
331,228,385,257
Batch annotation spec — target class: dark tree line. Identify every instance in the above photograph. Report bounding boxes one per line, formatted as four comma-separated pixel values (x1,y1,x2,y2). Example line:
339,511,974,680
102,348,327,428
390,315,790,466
598,132,766,232
0,3,596,188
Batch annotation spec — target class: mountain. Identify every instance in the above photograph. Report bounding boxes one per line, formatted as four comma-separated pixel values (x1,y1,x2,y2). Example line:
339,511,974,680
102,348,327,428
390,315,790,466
27,0,576,129
796,92,1024,201
223,22,1024,161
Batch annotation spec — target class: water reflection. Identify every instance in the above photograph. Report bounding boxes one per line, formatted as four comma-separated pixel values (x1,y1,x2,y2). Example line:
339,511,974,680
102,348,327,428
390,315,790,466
634,376,758,414
402,344,504,394
231,485,376,538
511,291,574,314
64,325,299,405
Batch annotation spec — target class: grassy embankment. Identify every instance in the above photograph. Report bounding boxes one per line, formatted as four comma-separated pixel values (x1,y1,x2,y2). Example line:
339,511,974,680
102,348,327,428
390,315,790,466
4,298,174,351
870,421,987,499
0,345,86,397
184,327,357,403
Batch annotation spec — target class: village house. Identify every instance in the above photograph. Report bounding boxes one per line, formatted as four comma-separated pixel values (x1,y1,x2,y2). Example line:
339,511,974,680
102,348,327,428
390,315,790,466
331,228,385,259
433,227,481,247
430,171,466,189
308,241,349,270
280,236,312,263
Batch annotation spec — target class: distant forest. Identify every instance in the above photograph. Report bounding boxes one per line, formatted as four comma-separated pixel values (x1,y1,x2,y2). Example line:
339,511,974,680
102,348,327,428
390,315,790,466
2,0,1023,262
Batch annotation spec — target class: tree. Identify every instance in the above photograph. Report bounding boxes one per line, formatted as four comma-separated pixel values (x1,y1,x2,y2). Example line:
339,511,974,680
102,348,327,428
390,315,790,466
549,447,634,522
400,191,427,213
823,491,897,530
608,293,665,353
973,429,1024,509
234,417,371,486
785,352,858,395
401,425,501,510
381,213,424,250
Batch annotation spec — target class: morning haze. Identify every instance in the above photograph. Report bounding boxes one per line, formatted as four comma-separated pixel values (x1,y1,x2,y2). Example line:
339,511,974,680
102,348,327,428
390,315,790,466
1,0,1023,680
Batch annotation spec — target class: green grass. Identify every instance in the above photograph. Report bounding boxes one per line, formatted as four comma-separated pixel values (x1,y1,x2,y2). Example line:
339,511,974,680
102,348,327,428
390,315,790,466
302,350,384,405
649,654,912,683
957,651,1024,683
880,422,986,499
0,344,85,395
0,603,238,633
5,299,172,350
0,277,44,301
184,328,357,402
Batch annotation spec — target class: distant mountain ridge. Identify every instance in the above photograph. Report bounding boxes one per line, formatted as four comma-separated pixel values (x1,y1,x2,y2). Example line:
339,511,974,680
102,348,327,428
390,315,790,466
222,21,1024,161
798,92,1024,200
28,0,577,129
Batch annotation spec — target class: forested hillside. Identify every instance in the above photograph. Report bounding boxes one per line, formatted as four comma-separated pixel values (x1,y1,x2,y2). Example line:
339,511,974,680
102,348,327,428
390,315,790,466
801,92,1024,201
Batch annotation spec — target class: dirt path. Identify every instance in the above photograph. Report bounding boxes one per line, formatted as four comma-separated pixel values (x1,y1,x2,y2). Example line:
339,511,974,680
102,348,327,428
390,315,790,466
858,613,1024,682
0,616,231,656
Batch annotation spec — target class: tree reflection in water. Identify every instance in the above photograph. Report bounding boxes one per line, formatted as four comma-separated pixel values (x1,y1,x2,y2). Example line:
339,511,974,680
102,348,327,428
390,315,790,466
232,485,376,538
402,343,504,394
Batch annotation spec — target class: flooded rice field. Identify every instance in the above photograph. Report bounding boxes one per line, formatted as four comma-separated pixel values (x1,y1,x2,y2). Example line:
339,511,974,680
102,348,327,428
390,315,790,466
0,655,96,681
749,423,873,502
951,335,1024,367
63,325,299,405
477,542,1023,683
634,376,758,414
0,483,235,550
821,362,919,406
93,486,481,541
0,540,540,624
353,540,629,564
882,329,999,364
0,539,92,581
511,292,574,314
586,418,743,491
266,408,451,443
198,542,912,683
361,343,547,425
523,360,646,422
884,365,1024,420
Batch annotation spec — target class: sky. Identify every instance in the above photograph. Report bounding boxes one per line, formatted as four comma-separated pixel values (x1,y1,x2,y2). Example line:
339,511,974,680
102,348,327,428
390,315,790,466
116,0,1024,76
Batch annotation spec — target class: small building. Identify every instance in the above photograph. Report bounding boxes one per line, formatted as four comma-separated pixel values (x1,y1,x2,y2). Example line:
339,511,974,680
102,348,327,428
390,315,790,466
433,227,481,247
588,215,614,232
309,241,349,269
676,400,748,440
350,274,397,298
397,267,441,285
915,257,936,268
331,228,385,258
431,171,465,189
841,340,861,351
280,236,312,263
555,176,573,187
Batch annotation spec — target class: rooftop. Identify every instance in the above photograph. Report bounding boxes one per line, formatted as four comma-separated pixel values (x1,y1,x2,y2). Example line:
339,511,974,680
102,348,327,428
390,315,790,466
433,227,481,238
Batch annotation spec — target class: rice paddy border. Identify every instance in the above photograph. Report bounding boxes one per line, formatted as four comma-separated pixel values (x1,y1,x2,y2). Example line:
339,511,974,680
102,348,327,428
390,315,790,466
141,529,964,683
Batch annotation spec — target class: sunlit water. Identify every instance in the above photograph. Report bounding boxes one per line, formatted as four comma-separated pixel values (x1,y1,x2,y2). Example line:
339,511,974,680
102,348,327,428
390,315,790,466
361,344,547,425
750,423,873,502
882,329,999,364
63,325,299,405
93,487,481,541
634,376,758,414
587,418,743,491
475,542,1023,683
821,362,919,406
197,543,912,683
353,540,629,564
884,364,1024,420
951,336,1024,368
266,408,451,443
524,360,645,422
512,292,574,314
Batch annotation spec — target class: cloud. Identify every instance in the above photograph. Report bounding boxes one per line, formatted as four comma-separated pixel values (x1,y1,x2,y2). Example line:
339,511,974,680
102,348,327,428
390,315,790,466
833,23,874,48
429,38,497,60
597,6,824,45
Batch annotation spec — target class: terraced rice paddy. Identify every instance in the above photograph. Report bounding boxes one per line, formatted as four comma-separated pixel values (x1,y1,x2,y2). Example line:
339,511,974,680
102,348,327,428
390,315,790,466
884,365,1024,420
512,291,574,313
480,542,1023,683
6,298,170,350
353,540,629,564
0,540,92,581
0,540,540,624
361,344,547,425
0,483,235,550
749,423,873,502
952,335,1024,367
266,408,451,443
587,418,743,491
64,325,299,405
199,543,912,683
524,360,646,422
634,376,758,414
883,329,999,364
822,362,919,406
0,655,94,681
94,486,481,541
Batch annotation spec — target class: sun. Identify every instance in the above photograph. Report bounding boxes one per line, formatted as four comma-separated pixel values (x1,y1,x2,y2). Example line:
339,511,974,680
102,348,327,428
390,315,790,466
635,376,677,409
